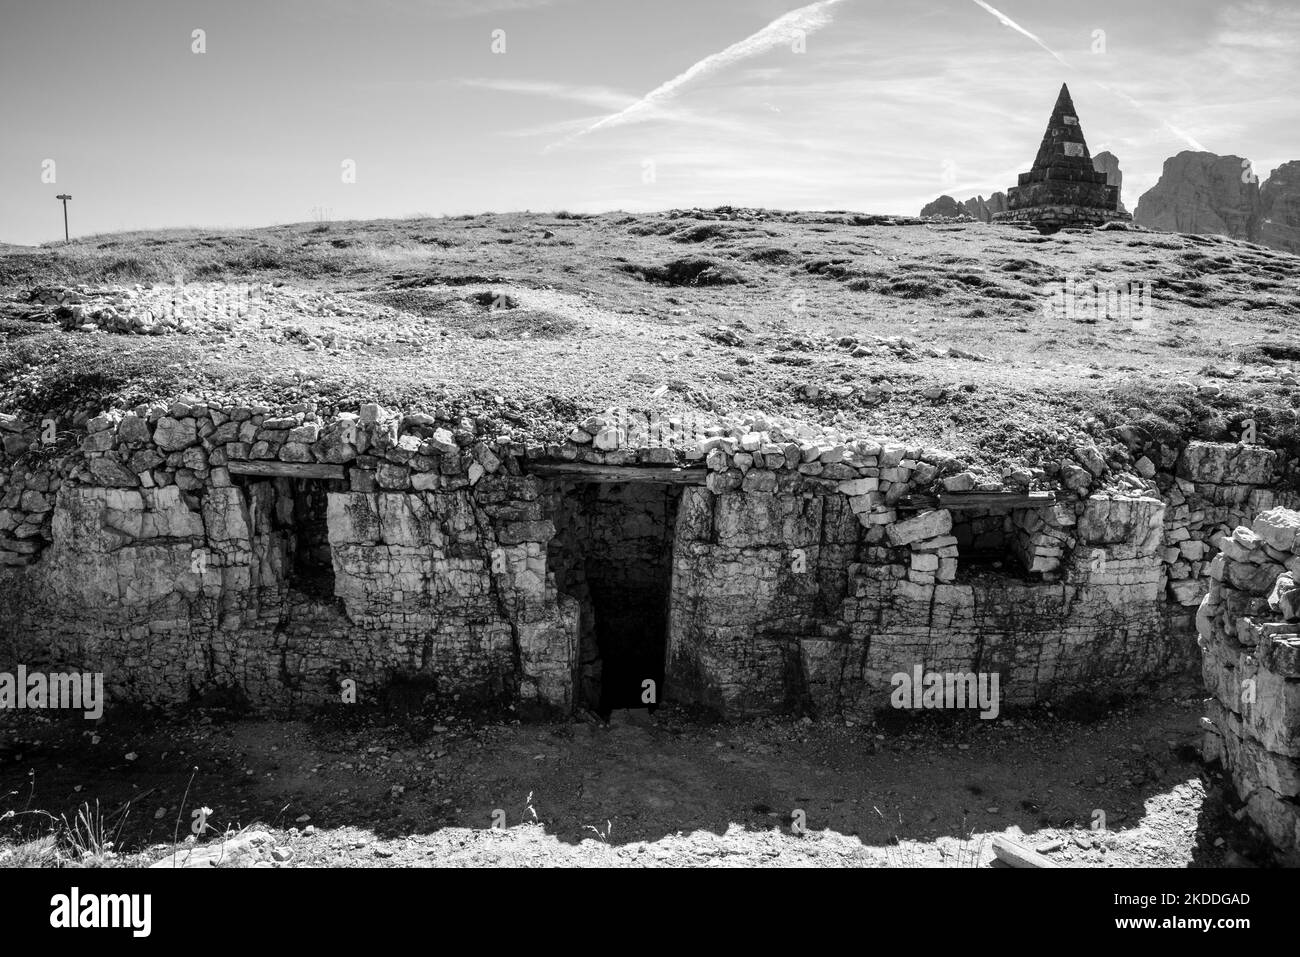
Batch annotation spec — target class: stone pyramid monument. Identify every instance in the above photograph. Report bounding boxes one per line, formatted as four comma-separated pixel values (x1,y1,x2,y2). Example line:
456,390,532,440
996,83,1129,232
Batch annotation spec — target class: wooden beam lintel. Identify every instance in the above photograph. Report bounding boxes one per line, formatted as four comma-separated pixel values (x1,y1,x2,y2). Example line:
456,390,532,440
528,462,706,485
900,491,1058,511
227,461,346,480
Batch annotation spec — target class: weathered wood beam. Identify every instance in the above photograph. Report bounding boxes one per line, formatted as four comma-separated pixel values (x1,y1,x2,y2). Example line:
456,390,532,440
991,834,1061,868
528,462,706,485
900,491,1057,511
940,491,1056,509
227,461,346,480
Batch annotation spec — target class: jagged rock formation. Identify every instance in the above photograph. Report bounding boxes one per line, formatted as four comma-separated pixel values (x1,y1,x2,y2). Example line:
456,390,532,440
962,193,1007,222
1134,151,1263,241
1261,160,1300,255
918,193,1007,222
1091,151,1126,213
1200,506,1300,864
919,195,968,219
997,83,1127,232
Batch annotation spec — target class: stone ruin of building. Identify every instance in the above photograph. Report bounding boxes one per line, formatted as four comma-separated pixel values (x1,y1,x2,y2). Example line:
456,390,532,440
997,83,1130,233
3,399,1298,859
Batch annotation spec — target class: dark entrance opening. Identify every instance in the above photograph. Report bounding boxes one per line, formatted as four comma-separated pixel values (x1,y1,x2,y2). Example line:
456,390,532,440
548,481,680,718
286,479,336,598
952,508,1021,573
236,476,341,600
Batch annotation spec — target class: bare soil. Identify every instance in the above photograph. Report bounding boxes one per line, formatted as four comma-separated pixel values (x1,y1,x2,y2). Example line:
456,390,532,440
0,673,1271,868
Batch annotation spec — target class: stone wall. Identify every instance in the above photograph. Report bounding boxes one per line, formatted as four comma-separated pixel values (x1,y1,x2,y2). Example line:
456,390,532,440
666,479,1177,716
1199,507,1300,864
0,400,1295,723
0,400,577,714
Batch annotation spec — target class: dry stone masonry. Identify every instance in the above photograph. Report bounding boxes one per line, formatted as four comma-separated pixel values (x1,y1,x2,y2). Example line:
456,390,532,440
3,393,1296,740
1199,506,1300,864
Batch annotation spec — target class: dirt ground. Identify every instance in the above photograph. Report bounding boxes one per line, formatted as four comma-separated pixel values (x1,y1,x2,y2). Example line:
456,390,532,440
0,671,1271,868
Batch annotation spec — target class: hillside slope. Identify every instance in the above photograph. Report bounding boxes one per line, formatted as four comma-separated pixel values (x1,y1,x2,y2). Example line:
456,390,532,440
1,209,1298,471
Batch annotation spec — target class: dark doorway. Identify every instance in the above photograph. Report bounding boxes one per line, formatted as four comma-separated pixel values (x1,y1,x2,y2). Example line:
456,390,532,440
286,479,336,598
548,481,680,718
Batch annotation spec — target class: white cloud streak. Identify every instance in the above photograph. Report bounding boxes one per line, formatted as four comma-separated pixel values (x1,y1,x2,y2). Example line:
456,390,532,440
457,78,635,111
545,0,848,151
968,0,1069,67
969,0,1209,153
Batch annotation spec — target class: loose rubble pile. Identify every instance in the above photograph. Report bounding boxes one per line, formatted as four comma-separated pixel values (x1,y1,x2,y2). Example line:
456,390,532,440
19,282,403,349
149,829,292,868
1199,506,1300,864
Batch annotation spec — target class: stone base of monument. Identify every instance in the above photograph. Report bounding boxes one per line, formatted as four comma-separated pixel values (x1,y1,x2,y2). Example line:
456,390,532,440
994,206,1133,234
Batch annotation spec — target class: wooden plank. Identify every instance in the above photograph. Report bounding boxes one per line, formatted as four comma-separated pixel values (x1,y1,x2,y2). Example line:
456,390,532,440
528,462,706,485
991,834,1061,868
899,495,939,510
900,491,1057,511
227,461,346,480
939,491,1056,510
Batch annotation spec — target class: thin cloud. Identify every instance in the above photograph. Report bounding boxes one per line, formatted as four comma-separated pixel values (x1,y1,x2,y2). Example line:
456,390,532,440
457,78,635,111
545,0,849,151
968,0,1069,67
1094,83,1209,152
969,0,1209,153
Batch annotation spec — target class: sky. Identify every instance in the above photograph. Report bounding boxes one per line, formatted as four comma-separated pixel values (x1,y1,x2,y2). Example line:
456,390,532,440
1,0,1297,245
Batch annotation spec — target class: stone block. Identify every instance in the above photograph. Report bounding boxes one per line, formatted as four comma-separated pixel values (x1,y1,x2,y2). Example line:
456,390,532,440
886,509,952,546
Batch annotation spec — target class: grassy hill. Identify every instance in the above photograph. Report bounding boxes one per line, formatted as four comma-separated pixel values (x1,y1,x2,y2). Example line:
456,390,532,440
2,208,1299,470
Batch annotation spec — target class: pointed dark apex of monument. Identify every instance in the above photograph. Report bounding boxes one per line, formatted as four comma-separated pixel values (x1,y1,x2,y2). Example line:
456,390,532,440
1031,83,1093,171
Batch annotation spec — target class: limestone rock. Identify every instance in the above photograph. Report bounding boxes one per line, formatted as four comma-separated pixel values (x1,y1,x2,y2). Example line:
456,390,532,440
88,457,139,487
1134,151,1263,241
919,195,967,219
1178,441,1276,485
1268,572,1300,622
886,509,952,547
153,416,197,452
961,193,1007,223
1253,507,1300,553
118,414,151,445
1260,160,1300,255
1091,151,1125,213
150,830,278,868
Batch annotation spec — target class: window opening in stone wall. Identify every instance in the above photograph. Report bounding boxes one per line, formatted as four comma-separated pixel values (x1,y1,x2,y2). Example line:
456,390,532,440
236,475,342,600
952,508,1023,576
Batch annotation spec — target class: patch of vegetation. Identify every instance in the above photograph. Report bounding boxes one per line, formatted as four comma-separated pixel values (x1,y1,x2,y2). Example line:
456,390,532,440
880,277,948,299
743,246,797,265
621,257,743,286
671,223,735,243
469,290,518,310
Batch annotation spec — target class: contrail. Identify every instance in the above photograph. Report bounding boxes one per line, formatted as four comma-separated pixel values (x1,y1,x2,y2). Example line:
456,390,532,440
969,0,1069,66
1095,82,1210,152
968,0,1207,152
545,0,847,151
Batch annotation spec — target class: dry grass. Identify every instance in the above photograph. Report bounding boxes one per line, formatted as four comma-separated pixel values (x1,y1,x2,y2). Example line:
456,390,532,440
1,209,1298,466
